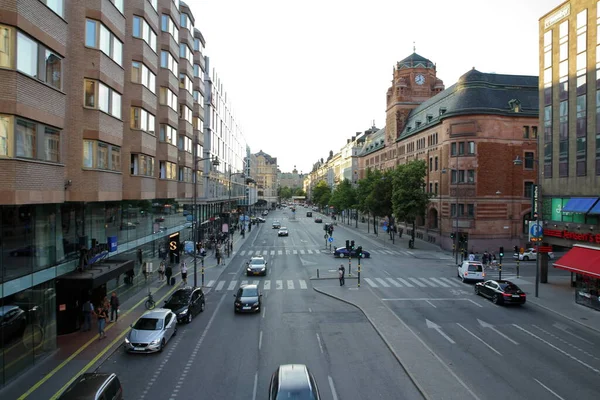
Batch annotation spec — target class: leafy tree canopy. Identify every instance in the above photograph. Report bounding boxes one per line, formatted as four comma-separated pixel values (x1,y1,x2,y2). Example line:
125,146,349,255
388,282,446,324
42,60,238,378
312,180,331,208
391,160,430,223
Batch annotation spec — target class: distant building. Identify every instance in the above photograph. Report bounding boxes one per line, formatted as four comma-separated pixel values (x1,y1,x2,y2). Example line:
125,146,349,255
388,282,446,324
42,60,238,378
253,150,278,208
278,166,304,190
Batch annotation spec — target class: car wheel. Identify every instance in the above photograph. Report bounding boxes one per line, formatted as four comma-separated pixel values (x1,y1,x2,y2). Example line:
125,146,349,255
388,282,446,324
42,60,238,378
159,338,166,352
524,256,529,261
339,253,345,258
492,294,500,304
474,286,480,295
200,301,205,312
187,312,193,323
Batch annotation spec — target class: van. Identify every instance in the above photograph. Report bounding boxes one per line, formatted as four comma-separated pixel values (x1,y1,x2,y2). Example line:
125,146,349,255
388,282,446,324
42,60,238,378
58,373,123,400
457,261,485,283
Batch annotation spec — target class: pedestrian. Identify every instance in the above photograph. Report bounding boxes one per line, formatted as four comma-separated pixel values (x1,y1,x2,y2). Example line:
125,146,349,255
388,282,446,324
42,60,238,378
109,292,120,322
482,252,488,266
216,249,222,266
142,261,148,280
82,299,93,332
158,261,165,281
165,264,173,285
338,264,345,286
181,261,188,285
468,251,475,262
96,306,108,339
102,295,110,312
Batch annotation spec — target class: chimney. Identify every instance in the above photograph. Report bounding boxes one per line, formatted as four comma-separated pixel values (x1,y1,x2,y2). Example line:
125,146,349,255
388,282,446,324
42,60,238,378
347,139,351,144
351,136,356,141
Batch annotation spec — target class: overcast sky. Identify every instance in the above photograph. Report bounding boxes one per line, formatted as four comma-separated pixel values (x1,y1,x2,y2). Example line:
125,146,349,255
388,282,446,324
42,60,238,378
192,0,562,174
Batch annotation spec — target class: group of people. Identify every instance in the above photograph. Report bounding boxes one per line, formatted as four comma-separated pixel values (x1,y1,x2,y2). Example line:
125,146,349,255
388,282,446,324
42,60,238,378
467,250,498,266
81,292,120,340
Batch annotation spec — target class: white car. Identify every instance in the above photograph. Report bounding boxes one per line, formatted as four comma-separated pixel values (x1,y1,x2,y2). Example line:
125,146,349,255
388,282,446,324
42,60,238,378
457,261,486,282
278,227,289,236
513,248,554,261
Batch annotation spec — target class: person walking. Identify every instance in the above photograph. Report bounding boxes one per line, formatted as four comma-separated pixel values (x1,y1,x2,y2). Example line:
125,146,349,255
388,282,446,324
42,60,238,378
166,264,173,285
96,306,108,339
338,264,345,286
158,261,165,282
142,261,149,281
180,261,188,285
102,295,110,313
216,249,222,266
109,292,120,322
82,299,93,332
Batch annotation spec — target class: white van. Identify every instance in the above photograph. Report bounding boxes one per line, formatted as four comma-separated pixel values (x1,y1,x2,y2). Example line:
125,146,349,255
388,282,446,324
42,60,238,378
457,261,485,282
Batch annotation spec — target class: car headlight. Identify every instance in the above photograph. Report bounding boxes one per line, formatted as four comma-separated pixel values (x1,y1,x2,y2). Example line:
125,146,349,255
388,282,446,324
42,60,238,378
260,267,266,270
124,337,130,344
150,339,160,345
247,267,252,271
253,302,260,306
178,309,188,316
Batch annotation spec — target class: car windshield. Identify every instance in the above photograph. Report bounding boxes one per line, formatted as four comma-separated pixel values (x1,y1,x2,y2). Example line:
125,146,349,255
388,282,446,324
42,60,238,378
468,264,483,272
167,291,191,304
242,288,258,297
499,283,520,293
276,389,316,399
250,259,265,265
280,227,287,230
133,317,163,330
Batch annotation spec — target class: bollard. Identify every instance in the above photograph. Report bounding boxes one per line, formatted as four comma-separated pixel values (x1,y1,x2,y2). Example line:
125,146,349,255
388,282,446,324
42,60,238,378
516,259,520,278
317,269,319,279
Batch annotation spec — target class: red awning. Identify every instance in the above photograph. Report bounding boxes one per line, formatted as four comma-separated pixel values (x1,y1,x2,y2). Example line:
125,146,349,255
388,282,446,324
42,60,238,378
553,245,600,278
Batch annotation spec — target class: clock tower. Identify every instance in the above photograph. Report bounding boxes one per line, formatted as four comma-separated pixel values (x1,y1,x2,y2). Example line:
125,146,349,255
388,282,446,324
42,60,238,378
385,52,445,144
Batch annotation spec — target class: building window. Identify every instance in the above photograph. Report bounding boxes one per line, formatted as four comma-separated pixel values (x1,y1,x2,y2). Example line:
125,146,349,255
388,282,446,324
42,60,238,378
524,152,535,169
179,73,193,94
532,126,538,138
543,30,552,106
178,135,192,153
429,157,433,171
193,64,200,77
82,140,120,171
130,107,155,135
466,204,474,217
131,61,156,93
110,0,124,14
0,25,13,69
15,118,36,158
194,38,200,51
159,161,177,179
193,90,199,102
159,87,177,111
148,0,157,11
160,50,178,76
132,16,157,52
451,142,457,156
44,126,59,162
434,156,438,171
523,126,530,138
434,182,438,194
524,182,534,198
559,100,568,177
131,153,154,176
467,141,475,155
180,13,193,31
544,105,553,178
179,43,193,65
40,0,64,17
159,124,177,146
85,19,122,66
83,79,122,119
458,142,465,155
559,20,569,101
161,14,178,42
16,32,37,76
575,94,587,176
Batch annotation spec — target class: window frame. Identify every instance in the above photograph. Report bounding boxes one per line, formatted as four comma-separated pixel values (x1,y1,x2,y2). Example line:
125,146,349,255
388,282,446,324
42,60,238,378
131,60,156,93
40,0,65,18
159,86,178,111
83,139,121,171
159,124,177,146
132,16,157,52
161,14,179,42
83,79,122,119
84,19,123,66
131,153,155,176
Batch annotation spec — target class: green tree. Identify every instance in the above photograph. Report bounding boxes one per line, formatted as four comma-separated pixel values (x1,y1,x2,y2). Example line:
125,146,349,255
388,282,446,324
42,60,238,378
312,180,331,208
278,186,293,201
356,169,393,233
391,160,431,248
330,179,356,224
293,188,306,197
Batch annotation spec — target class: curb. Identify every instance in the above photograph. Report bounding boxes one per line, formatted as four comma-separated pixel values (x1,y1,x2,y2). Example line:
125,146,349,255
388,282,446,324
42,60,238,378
312,286,429,400
526,299,600,333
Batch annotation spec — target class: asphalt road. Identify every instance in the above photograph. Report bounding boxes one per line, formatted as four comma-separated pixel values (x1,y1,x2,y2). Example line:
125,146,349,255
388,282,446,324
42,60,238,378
96,208,422,400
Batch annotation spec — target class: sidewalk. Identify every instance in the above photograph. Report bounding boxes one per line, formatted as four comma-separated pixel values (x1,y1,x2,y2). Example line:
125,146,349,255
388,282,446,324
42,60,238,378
0,229,252,400
316,211,600,333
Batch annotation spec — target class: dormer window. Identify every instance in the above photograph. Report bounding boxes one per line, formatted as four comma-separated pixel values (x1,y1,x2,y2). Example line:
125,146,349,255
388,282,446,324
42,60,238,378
439,108,447,116
415,121,422,127
407,126,412,132
508,99,522,113
426,115,433,123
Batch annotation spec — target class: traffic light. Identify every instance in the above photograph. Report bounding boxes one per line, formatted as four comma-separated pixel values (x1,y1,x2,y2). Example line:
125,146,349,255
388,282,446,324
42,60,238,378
357,246,363,258
499,246,504,257
351,240,355,250
346,240,350,251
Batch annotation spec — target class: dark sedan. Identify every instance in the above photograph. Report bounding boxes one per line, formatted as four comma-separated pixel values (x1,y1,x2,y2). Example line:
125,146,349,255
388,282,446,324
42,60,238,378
163,287,205,323
314,218,323,223
333,247,370,258
474,280,526,305
234,284,262,313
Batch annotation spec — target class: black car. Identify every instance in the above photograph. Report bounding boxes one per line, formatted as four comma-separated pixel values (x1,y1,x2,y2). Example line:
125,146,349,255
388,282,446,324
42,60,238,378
0,305,27,344
306,212,312,217
314,218,323,223
269,364,321,400
474,279,526,305
58,373,123,400
163,287,205,323
234,284,262,313
333,247,370,258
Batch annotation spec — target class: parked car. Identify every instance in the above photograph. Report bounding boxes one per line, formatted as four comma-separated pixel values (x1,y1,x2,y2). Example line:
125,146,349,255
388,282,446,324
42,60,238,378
58,373,123,400
306,212,312,217
246,256,268,276
272,221,281,229
314,218,323,223
474,279,527,305
257,217,266,223
162,287,205,324
0,305,27,344
268,364,321,400
262,210,269,216
234,284,262,313
333,247,370,258
457,261,485,282
124,309,177,353
513,247,554,261
278,227,289,237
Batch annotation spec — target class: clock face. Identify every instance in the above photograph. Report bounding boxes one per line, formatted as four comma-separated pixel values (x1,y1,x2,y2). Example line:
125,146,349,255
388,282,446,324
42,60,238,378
415,74,425,85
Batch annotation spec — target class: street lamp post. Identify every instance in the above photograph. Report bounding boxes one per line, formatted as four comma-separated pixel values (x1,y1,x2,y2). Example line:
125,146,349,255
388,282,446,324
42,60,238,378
193,154,220,288
513,154,541,298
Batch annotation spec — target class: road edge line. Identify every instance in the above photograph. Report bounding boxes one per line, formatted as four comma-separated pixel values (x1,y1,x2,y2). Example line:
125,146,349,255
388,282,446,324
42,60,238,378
526,300,600,334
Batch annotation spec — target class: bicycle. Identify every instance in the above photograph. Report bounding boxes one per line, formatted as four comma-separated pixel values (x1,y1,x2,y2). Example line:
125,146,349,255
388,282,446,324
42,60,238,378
145,291,156,310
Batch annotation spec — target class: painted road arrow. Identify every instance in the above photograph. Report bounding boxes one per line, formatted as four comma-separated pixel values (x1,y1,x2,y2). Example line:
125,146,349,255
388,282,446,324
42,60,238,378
478,319,519,345
426,319,455,343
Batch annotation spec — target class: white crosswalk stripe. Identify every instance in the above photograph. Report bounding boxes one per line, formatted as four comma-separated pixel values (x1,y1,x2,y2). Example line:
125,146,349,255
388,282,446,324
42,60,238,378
293,250,298,255
286,250,291,255
262,250,268,256
307,250,314,254
215,281,225,291
264,280,271,290
375,278,390,287
396,278,414,287
299,280,307,289
239,250,246,256
365,278,378,287
228,280,237,291
409,278,427,287
386,278,402,287
206,280,215,288
276,280,283,290
278,250,283,255
429,278,449,287
418,278,437,287
270,250,275,256
252,280,259,286
439,277,461,287
300,250,305,255
241,280,249,286
287,280,295,289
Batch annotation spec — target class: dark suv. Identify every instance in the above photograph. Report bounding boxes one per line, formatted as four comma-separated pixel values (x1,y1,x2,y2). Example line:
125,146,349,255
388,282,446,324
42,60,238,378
58,373,122,400
163,287,205,323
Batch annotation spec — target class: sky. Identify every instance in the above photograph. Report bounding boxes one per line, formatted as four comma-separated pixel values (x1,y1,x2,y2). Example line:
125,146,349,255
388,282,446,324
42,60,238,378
192,0,562,174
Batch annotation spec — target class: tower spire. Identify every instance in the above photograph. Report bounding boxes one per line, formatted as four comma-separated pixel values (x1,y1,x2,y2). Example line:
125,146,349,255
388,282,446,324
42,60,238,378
413,41,416,53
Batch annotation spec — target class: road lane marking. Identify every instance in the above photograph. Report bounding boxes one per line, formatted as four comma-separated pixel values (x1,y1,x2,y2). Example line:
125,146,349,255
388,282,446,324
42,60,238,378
299,280,308,289
478,319,518,344
328,376,339,400
262,306,266,318
533,325,600,362
409,278,427,287
259,331,263,350
386,278,402,287
206,280,215,287
383,270,391,276
375,278,390,287
308,308,312,313
293,250,298,254
513,324,600,374
307,249,314,254
426,319,455,343
430,277,449,287
276,280,283,290
466,299,483,308
364,278,378,287
270,250,275,255
396,278,414,287
419,278,437,287
534,378,565,399
300,250,305,254
439,277,461,287
215,281,225,291
241,280,249,286
456,323,502,356
552,322,594,345
239,250,246,256
228,281,237,291
425,300,437,308
278,250,283,255
316,333,324,354
287,280,295,289
264,280,271,290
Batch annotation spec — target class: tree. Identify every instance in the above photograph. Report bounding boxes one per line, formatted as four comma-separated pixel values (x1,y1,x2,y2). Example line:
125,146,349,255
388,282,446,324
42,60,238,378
391,160,431,248
293,188,306,197
356,169,393,233
312,180,331,208
329,179,356,223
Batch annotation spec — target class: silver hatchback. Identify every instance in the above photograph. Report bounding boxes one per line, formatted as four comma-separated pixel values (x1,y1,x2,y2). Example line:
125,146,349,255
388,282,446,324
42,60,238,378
124,308,177,353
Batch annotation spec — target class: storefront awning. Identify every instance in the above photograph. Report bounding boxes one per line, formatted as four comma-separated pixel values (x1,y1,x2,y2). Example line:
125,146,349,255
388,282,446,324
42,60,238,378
561,197,599,213
588,200,600,215
554,245,600,278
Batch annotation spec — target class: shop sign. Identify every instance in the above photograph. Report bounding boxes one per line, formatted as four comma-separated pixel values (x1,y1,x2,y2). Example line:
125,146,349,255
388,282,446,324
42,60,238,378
544,3,570,29
544,228,600,244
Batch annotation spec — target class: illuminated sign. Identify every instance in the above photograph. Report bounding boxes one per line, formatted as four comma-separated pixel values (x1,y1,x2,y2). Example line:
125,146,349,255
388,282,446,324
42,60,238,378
544,228,600,244
169,232,180,255
544,4,570,29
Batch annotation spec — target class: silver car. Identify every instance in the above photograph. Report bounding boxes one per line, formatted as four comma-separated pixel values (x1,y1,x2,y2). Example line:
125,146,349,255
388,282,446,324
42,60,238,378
124,309,177,353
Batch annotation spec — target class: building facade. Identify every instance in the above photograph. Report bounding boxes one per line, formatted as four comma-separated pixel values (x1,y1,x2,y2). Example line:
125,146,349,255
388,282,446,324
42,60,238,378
253,150,278,209
0,0,247,386
278,167,304,190
539,1,600,311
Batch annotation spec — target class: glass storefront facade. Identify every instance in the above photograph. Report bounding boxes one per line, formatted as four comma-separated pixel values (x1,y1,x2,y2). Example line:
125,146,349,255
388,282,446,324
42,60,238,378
0,199,224,387
575,274,600,311
542,197,599,224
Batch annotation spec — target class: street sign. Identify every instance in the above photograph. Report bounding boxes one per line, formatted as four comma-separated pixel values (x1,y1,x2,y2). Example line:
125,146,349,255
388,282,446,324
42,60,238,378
328,237,334,242
528,221,543,242
382,225,388,232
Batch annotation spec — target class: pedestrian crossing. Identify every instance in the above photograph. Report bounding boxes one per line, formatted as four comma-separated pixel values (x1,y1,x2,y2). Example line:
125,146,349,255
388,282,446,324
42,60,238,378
236,248,449,258
203,276,469,291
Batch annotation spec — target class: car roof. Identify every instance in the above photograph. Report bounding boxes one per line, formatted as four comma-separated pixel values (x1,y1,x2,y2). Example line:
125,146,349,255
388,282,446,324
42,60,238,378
60,373,118,399
140,308,172,318
241,284,258,290
280,227,288,229
0,305,21,315
251,256,265,260
277,364,311,389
